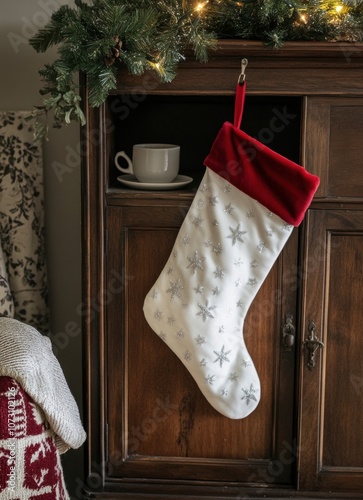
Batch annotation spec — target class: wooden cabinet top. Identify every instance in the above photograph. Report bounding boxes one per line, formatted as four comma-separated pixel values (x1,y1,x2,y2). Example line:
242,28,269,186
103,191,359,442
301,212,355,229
113,40,363,96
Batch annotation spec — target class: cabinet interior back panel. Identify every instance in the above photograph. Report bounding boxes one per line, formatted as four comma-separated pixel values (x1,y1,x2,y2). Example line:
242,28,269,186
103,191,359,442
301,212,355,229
108,95,301,186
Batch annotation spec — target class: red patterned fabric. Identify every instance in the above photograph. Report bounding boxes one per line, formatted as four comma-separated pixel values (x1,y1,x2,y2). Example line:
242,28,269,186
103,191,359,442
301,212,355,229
0,376,69,499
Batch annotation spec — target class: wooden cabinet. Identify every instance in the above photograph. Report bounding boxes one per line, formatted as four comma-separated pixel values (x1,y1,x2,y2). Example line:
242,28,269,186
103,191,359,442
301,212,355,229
298,209,363,492
81,42,363,498
298,95,363,492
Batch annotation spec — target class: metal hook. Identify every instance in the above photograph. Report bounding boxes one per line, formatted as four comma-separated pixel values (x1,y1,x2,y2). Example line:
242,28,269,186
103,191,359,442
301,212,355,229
238,58,248,84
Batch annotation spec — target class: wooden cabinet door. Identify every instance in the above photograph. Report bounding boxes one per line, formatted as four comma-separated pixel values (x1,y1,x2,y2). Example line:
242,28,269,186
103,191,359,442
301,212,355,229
298,210,363,492
303,97,363,199
102,197,299,498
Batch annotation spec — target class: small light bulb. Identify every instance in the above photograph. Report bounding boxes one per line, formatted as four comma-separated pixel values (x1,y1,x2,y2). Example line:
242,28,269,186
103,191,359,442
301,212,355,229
335,4,343,13
195,1,207,12
300,14,307,23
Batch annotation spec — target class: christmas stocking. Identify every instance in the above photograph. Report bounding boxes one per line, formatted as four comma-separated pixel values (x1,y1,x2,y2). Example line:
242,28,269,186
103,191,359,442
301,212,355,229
143,82,319,419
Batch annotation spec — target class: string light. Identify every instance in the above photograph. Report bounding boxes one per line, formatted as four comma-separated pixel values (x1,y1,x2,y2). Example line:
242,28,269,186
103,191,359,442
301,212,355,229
149,60,163,74
300,13,308,24
335,5,343,13
195,1,208,12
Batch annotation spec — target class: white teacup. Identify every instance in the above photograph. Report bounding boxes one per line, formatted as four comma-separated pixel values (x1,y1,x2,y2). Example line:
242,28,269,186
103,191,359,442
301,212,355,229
115,144,180,183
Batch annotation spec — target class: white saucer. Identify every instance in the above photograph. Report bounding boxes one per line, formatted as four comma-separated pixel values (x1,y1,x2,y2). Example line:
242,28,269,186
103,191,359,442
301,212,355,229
117,174,193,190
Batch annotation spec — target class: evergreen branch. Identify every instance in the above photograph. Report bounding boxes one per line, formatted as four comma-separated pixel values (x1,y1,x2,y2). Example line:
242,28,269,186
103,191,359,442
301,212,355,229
29,6,78,52
28,0,363,135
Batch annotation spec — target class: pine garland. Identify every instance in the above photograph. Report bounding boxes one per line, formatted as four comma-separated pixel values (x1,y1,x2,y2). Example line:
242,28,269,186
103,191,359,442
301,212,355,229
29,0,216,137
29,0,363,136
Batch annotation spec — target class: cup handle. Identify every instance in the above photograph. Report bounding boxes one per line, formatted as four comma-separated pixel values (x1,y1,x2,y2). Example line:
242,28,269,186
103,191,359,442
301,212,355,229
115,151,133,174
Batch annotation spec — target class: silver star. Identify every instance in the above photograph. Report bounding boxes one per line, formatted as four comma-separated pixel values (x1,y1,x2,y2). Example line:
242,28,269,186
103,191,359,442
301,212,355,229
177,329,185,339
204,240,212,248
209,196,218,206
246,210,255,218
234,258,243,267
224,184,232,194
154,309,163,320
218,325,225,334
224,203,234,215
221,388,229,396
166,278,184,300
236,299,244,308
151,289,158,299
241,384,259,405
283,222,293,231
167,316,176,325
266,211,273,217
192,215,204,228
195,335,206,345
212,286,221,296
214,267,224,279
242,359,252,367
184,350,192,362
212,219,219,226
187,251,205,274
200,358,207,366
257,241,266,253
213,345,232,368
229,372,239,382
247,278,258,287
235,278,242,287
200,183,208,192
227,224,247,246
166,267,174,275
197,301,217,322
197,199,205,208
173,250,178,258
250,260,258,268
266,227,274,237
159,332,167,341
213,243,223,255
205,374,215,385
182,234,191,245
194,284,205,295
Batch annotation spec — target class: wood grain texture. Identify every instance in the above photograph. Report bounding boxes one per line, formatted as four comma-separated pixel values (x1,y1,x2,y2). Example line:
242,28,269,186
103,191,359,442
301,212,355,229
114,41,363,97
105,204,298,486
298,210,363,492
303,98,363,198
81,41,363,498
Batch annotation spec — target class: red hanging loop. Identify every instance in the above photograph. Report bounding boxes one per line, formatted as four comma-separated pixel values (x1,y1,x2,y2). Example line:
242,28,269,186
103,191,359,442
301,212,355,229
233,82,246,129
233,58,248,129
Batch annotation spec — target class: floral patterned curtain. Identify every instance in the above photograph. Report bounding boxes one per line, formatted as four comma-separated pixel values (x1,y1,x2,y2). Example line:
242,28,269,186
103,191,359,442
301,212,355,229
0,112,49,334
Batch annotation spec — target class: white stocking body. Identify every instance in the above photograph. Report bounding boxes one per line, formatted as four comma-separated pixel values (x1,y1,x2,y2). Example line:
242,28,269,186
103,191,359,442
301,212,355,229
143,168,293,419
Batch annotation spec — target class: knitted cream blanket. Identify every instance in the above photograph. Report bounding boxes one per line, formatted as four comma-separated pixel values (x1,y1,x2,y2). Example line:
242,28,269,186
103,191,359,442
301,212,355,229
0,317,86,453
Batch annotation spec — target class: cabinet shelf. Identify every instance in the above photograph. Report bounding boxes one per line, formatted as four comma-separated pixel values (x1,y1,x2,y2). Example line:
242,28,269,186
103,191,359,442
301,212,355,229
106,185,198,207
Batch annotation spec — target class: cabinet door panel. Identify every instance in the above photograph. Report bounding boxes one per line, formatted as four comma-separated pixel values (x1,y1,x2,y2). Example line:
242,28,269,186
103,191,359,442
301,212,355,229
106,202,298,494
303,98,363,198
298,210,363,492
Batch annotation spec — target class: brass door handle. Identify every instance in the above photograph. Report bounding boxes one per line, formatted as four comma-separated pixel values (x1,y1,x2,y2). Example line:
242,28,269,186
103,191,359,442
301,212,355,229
282,314,295,350
303,321,324,370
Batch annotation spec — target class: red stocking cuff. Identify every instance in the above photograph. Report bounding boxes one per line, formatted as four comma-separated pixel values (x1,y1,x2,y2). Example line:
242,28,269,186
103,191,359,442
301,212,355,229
204,121,320,226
